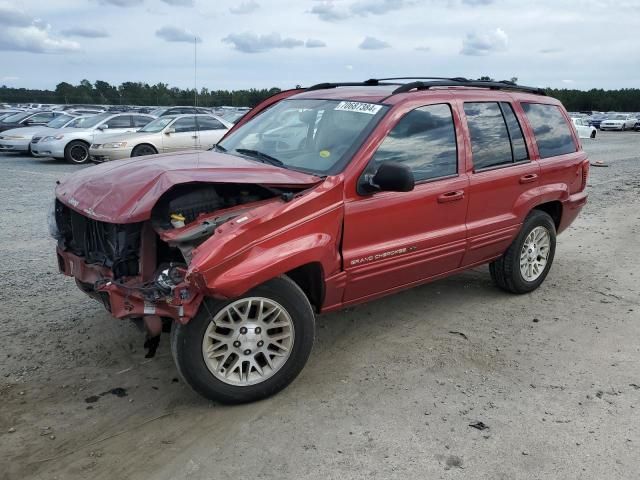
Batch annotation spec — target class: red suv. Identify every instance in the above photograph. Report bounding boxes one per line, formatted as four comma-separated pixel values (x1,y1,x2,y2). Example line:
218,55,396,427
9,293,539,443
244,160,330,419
52,78,589,403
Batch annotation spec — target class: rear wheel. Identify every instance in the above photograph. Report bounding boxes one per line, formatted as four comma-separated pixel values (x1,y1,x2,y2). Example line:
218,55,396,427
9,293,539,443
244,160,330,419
131,144,157,157
171,276,315,404
490,210,556,294
64,140,90,164
590,130,596,139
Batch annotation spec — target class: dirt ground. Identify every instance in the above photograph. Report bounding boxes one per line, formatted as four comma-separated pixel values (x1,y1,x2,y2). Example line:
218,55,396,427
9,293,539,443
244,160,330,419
1,132,639,480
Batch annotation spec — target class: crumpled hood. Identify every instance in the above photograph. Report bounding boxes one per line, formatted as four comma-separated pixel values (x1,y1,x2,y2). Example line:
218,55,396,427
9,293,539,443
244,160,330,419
55,150,323,223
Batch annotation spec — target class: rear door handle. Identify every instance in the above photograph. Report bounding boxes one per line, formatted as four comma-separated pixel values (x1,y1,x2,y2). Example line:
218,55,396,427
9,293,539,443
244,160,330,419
519,173,538,184
437,190,465,203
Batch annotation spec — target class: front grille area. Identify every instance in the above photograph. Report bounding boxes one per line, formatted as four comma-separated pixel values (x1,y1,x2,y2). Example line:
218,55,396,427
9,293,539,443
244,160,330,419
55,200,143,279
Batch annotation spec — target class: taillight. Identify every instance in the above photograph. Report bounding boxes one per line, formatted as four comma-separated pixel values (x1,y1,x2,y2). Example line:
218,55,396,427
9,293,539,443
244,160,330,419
581,160,590,191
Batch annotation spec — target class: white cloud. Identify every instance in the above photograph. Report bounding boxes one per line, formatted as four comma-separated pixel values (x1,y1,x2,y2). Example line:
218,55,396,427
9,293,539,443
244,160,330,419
460,27,508,56
222,32,304,53
359,36,390,50
351,0,412,16
305,38,326,48
161,0,194,6
0,2,80,53
98,0,143,6
156,26,201,43
309,1,350,21
61,27,109,38
230,1,259,14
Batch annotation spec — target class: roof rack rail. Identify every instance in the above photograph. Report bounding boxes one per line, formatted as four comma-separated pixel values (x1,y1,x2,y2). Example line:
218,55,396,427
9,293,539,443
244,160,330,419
306,77,546,96
392,79,546,95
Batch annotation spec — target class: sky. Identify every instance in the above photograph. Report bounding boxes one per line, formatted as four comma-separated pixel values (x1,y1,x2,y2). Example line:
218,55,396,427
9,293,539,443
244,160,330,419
1,0,639,91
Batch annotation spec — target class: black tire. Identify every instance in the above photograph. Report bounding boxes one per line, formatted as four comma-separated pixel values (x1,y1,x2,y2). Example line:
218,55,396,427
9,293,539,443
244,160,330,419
64,140,90,164
622,125,626,132
171,276,315,404
131,144,157,157
489,210,557,294
27,144,33,156
590,130,596,139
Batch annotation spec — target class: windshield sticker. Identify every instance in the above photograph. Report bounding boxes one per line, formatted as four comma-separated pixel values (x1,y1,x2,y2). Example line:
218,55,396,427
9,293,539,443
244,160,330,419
334,101,382,115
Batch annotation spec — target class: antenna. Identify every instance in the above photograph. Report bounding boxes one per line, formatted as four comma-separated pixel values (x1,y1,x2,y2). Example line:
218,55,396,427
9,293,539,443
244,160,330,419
194,35,199,150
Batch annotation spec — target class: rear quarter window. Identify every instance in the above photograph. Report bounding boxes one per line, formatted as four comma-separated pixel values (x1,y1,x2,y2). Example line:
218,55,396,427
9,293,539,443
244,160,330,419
522,103,577,158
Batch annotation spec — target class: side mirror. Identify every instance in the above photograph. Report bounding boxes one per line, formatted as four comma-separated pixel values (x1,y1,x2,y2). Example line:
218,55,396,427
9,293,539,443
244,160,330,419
165,127,175,135
97,124,108,130
364,162,415,193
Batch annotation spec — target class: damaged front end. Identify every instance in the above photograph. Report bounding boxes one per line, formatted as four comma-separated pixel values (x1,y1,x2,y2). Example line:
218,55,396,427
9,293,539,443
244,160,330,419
53,180,310,356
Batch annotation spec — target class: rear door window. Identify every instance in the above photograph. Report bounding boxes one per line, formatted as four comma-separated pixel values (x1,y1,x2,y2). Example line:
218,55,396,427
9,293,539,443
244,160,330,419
132,115,152,127
463,102,513,170
522,103,577,158
197,117,227,131
107,115,132,128
500,102,529,161
369,103,458,182
173,116,198,133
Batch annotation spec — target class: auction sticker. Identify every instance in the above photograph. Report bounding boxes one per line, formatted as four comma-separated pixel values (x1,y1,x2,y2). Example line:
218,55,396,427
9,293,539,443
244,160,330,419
335,101,382,115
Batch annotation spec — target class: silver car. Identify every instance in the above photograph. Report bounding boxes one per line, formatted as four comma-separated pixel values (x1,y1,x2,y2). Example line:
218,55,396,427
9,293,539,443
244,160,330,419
0,114,83,154
89,114,231,162
31,113,155,164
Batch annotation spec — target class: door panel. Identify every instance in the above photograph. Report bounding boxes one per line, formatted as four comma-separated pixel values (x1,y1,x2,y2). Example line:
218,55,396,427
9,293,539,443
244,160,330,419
342,102,468,303
343,177,469,302
163,116,199,152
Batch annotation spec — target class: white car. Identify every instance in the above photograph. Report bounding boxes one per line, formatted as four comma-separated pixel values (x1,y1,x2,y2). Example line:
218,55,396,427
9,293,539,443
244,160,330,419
0,114,85,154
600,114,637,131
31,113,155,164
89,114,232,162
571,117,597,139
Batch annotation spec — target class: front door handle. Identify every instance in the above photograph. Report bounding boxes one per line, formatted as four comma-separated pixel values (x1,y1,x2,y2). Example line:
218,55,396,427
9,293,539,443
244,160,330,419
437,190,465,203
519,173,538,184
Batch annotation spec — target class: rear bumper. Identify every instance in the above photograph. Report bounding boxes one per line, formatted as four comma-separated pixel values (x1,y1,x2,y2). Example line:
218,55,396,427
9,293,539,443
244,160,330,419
558,191,588,234
57,247,203,323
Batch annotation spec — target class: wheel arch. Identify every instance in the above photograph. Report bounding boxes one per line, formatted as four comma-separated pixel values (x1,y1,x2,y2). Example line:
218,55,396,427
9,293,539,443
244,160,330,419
131,143,158,156
285,262,325,313
532,200,562,230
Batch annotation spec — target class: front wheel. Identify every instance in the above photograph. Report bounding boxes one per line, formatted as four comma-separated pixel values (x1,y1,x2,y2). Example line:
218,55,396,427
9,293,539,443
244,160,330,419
490,210,556,294
131,144,157,157
590,130,596,139
171,276,315,403
64,140,90,164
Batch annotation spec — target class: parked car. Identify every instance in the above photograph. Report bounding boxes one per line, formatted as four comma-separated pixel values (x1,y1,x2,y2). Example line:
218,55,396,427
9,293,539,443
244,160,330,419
0,110,64,133
51,78,589,403
571,117,597,139
600,114,637,131
0,114,83,154
32,113,154,164
587,113,608,129
0,110,23,121
149,106,212,117
634,118,640,131
216,110,246,124
90,114,232,162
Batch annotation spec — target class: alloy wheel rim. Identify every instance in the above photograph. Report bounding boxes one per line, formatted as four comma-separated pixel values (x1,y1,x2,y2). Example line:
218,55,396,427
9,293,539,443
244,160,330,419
202,297,295,386
520,226,551,282
70,145,88,162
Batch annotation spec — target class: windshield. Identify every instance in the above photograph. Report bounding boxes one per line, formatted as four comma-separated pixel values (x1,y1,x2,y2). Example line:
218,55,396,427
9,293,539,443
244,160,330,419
72,113,111,128
149,107,168,117
2,112,32,123
139,116,174,133
65,117,87,128
219,99,388,174
46,115,74,128
612,114,627,120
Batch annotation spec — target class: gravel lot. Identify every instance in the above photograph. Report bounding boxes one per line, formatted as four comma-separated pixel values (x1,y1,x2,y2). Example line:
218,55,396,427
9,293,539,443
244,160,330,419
1,132,639,480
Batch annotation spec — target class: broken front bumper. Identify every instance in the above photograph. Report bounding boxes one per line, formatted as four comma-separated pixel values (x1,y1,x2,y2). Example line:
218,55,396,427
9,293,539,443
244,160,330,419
57,248,203,323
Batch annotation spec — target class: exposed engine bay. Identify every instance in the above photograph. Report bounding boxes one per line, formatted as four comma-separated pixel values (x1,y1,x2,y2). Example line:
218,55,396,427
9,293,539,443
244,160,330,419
53,182,304,355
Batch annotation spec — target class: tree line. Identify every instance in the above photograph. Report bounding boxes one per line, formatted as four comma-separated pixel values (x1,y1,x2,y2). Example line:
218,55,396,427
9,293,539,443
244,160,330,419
1,79,640,112
0,80,281,108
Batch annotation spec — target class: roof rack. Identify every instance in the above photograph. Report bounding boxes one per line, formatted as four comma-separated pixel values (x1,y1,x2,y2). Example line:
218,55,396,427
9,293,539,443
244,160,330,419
306,77,546,96
391,79,546,95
